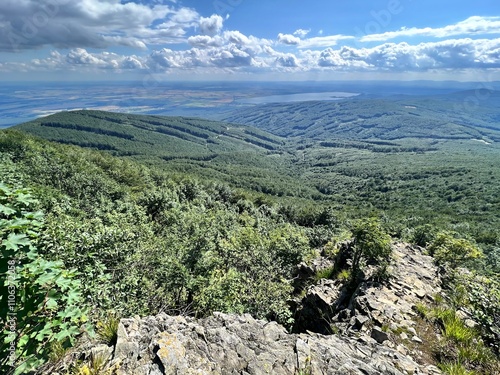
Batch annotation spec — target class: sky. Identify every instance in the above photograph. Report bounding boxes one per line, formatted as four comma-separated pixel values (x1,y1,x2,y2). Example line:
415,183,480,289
0,0,499,81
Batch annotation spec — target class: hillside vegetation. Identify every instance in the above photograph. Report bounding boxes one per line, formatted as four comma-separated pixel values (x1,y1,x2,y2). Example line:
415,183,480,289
13,107,500,270
2,93,500,374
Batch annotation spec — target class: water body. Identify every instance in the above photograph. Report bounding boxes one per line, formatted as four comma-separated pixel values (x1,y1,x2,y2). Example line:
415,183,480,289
237,91,359,104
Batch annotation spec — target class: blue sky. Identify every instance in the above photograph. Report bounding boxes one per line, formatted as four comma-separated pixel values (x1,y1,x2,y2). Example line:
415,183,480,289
0,0,499,81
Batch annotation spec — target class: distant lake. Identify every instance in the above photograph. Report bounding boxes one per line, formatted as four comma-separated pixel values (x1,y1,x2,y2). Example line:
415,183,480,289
237,91,359,104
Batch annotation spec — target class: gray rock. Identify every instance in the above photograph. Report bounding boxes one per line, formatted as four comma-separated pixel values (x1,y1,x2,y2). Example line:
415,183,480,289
371,326,389,344
354,315,370,329
412,335,423,343
105,313,438,375
407,327,417,335
464,319,477,328
44,242,445,375
90,344,113,363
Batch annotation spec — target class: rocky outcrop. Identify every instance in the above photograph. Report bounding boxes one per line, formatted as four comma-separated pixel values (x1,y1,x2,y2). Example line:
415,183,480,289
44,242,444,375
109,311,440,375
350,243,441,332
95,243,442,374
294,243,441,336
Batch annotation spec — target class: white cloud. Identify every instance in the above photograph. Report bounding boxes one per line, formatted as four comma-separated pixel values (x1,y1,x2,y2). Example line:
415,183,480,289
277,33,301,45
314,38,500,71
199,14,224,36
24,48,148,71
299,35,355,48
276,54,300,68
0,0,199,51
5,37,499,76
361,16,500,42
210,46,254,67
66,48,107,66
187,35,223,48
146,29,272,71
121,56,146,70
293,29,310,38
2,8,500,80
224,30,251,45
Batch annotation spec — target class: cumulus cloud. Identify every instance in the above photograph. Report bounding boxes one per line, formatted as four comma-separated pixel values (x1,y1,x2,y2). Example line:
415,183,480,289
6,37,499,76
224,30,252,45
361,16,500,42
22,48,148,72
277,33,301,45
187,35,223,48
66,48,106,66
210,46,254,67
315,38,500,71
0,0,199,52
3,7,499,79
276,54,299,68
199,14,224,36
146,30,271,71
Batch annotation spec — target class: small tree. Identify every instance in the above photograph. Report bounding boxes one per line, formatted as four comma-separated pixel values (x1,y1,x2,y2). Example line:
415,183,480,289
351,218,392,280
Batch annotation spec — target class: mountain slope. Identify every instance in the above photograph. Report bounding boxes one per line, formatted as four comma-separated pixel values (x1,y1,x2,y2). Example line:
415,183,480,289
13,110,316,198
221,92,500,142
15,110,285,159
11,105,500,243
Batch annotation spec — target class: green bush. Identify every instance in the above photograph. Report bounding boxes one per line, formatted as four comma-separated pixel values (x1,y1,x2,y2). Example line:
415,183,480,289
0,183,89,374
351,218,392,280
428,231,483,268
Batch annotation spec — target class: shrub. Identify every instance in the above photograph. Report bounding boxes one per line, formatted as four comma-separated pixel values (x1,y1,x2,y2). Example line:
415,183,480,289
0,183,89,374
428,231,483,268
351,218,392,279
438,362,476,375
313,266,336,282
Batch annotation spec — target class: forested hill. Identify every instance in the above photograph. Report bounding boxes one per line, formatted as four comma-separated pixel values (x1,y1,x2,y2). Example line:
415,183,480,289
11,107,500,243
15,110,284,159
221,91,500,141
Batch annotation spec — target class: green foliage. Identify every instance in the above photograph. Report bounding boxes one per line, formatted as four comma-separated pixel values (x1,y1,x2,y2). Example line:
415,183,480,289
336,269,351,282
428,231,483,268
2,111,500,370
439,311,476,344
410,224,437,247
96,313,120,346
72,352,113,375
0,131,315,326
0,184,88,374
448,272,500,353
372,260,392,282
420,298,498,374
414,302,430,318
438,362,476,375
351,218,392,279
313,266,336,282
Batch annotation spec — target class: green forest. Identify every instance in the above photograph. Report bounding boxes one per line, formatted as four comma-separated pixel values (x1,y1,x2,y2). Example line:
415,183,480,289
1,97,500,374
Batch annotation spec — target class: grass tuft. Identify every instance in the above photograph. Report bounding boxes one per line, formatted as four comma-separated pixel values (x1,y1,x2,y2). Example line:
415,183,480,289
96,313,120,346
